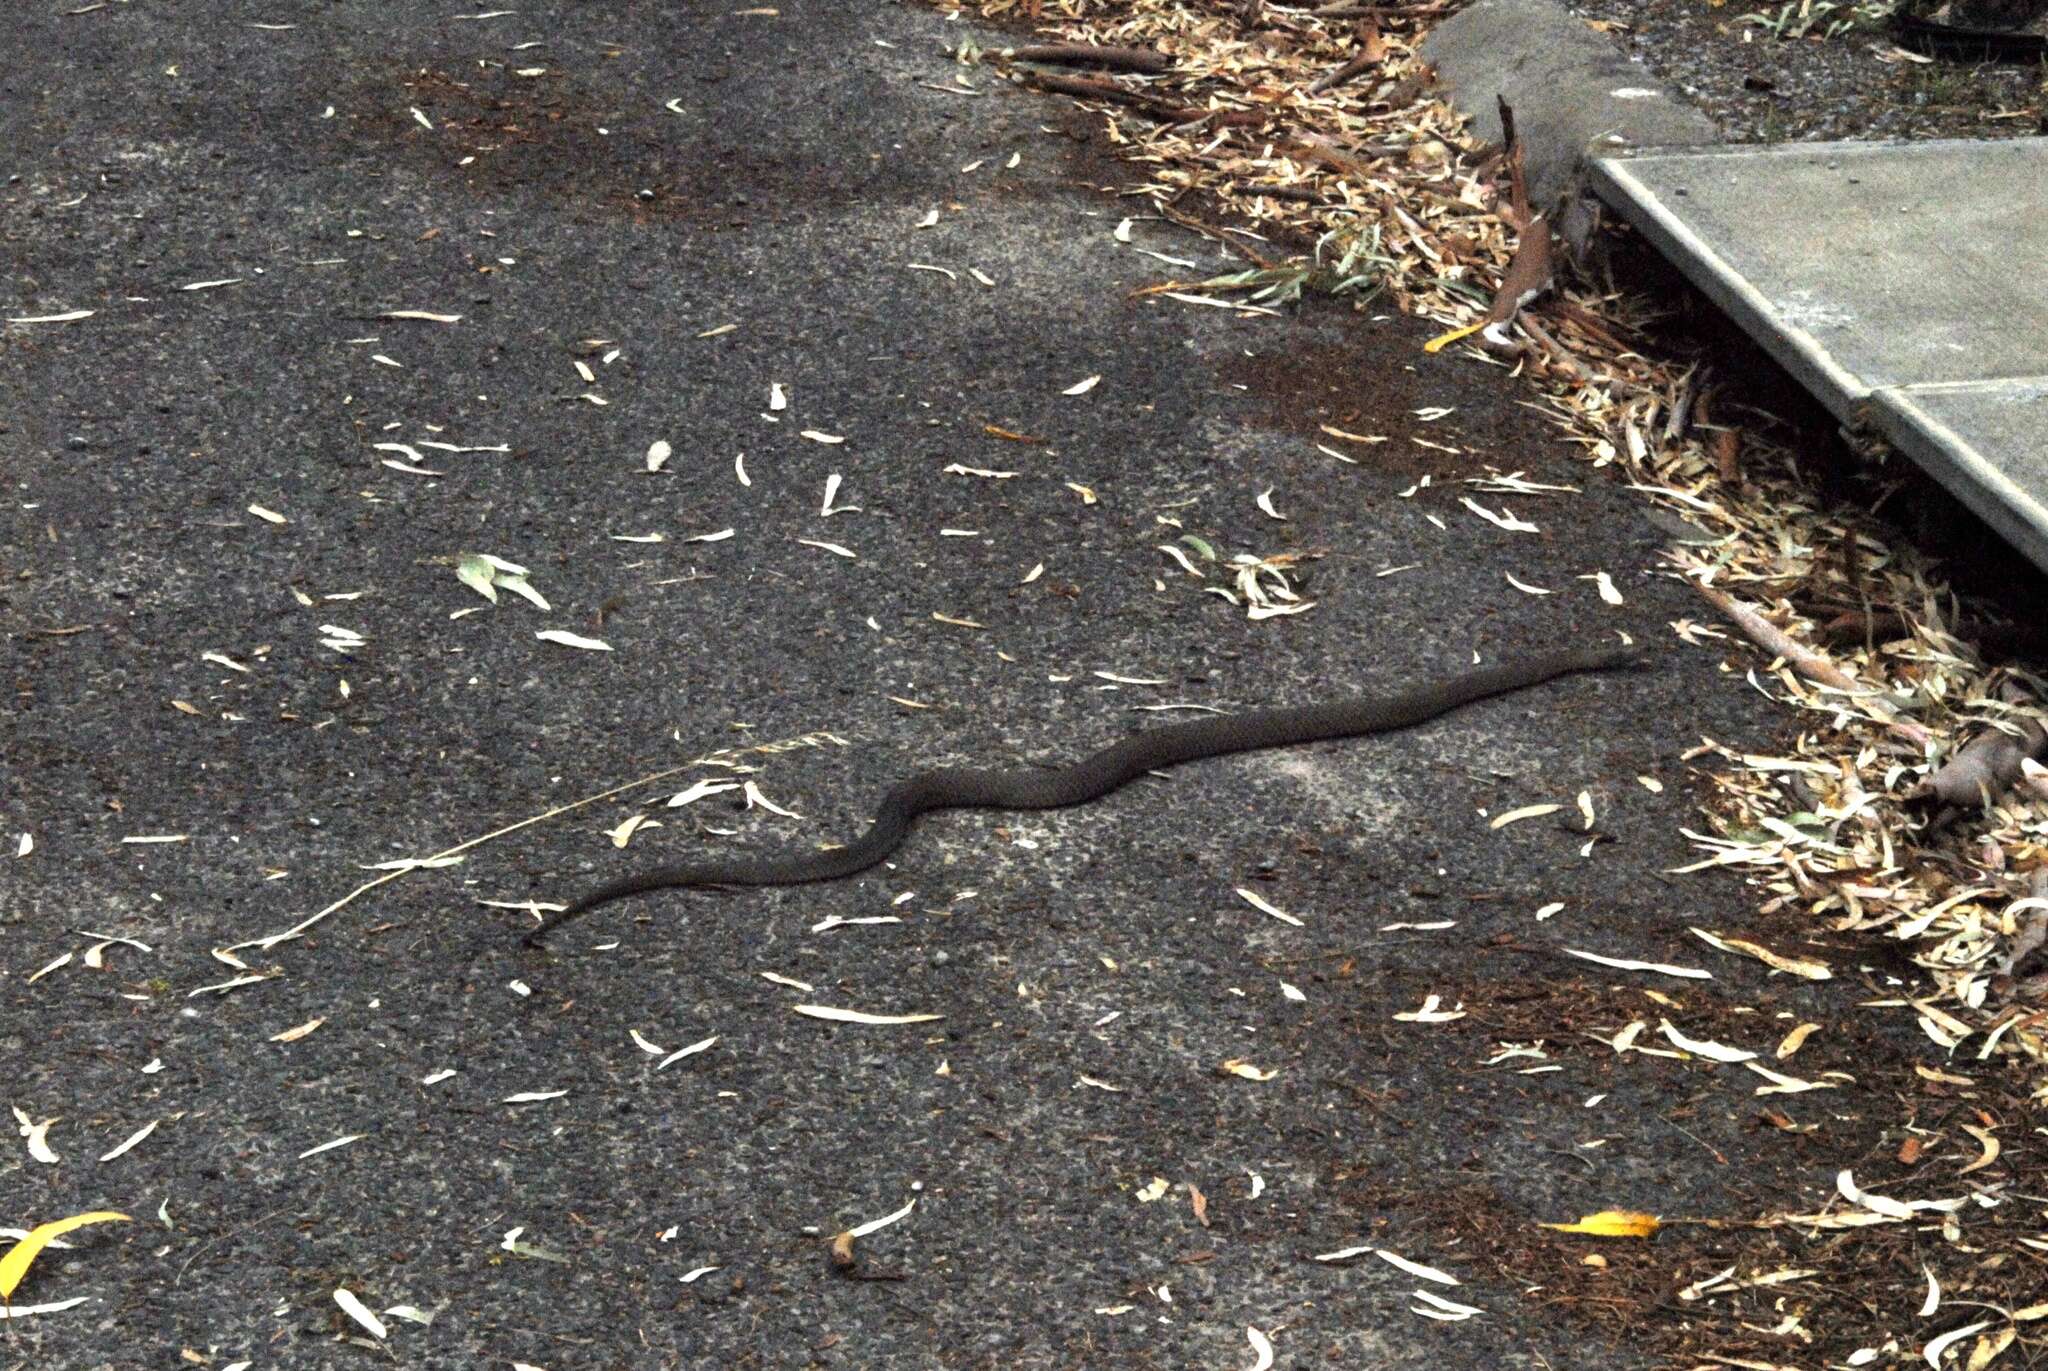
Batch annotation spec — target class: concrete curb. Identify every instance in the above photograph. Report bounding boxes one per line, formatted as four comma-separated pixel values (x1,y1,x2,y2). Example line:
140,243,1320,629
1420,0,1718,246
1589,136,2048,575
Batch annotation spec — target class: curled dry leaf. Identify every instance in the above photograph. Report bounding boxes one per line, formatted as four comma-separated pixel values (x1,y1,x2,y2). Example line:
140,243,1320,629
657,1036,718,1069
1657,1020,1756,1063
1219,1059,1278,1081
1377,1248,1461,1285
0,1212,130,1300
1490,802,1561,829
1540,1210,1661,1239
1955,1124,2001,1175
846,1198,916,1240
1775,1022,1820,1058
1409,1288,1482,1320
1563,948,1711,980
1392,994,1464,1023
97,1119,158,1162
1235,887,1303,927
333,1287,388,1340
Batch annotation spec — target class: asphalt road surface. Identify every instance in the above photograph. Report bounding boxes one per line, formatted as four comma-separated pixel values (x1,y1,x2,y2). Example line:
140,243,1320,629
2,3,1895,1367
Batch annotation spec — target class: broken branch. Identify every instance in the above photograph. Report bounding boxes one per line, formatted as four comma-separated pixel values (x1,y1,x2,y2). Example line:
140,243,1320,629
1005,42,1175,74
1689,580,1935,751
1906,712,2048,814
1307,21,1386,92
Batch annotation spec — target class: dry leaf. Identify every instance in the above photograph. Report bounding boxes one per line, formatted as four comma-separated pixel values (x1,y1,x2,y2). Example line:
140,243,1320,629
1540,1210,1661,1239
333,1287,388,1339
1563,948,1711,980
535,629,612,652
1490,803,1561,829
0,1212,129,1300
1775,1022,1820,1058
793,1005,942,1026
1689,927,1831,980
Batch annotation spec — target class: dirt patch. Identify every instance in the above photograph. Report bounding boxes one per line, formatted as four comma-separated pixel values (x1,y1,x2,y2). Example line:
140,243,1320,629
1216,329,1562,479
1559,0,2045,143
334,62,933,225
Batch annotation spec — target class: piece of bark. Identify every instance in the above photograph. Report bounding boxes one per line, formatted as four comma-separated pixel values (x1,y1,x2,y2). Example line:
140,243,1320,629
1905,714,2048,813
1514,315,1586,383
1814,609,1915,649
1485,215,1553,326
1308,20,1386,92
1498,98,1530,223
1690,581,1936,751
1709,426,1742,484
1664,365,1703,445
1007,43,1175,74
1373,65,1437,110
1280,134,1392,178
1547,297,1634,354
1246,183,1327,204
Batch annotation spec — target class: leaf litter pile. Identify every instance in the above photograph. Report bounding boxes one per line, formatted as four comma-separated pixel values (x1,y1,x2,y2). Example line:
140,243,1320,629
919,0,2048,1364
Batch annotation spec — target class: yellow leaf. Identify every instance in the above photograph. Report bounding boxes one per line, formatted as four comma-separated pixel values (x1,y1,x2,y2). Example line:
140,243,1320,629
1423,320,1485,354
0,1211,131,1300
1539,1210,1660,1239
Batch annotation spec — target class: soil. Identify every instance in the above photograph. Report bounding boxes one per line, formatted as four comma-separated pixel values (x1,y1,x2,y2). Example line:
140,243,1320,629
1558,0,2047,143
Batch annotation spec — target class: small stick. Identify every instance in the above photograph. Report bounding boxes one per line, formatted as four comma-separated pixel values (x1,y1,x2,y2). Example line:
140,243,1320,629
1690,581,1934,751
1006,42,1175,74
1664,364,1703,445
1308,20,1385,93
220,762,699,954
1018,71,1262,127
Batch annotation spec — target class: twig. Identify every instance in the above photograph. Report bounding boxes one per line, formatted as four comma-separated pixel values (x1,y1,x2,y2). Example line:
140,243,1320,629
1514,315,1585,382
1244,183,1327,204
1307,20,1385,93
1663,364,1703,445
1313,1,1447,16
1018,71,1266,127
1689,580,1934,751
220,763,699,955
1155,202,1280,268
1005,42,1175,74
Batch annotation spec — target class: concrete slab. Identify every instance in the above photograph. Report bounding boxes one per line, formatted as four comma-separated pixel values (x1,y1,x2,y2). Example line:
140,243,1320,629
1590,137,2048,572
1870,379,2048,571
1421,0,1718,232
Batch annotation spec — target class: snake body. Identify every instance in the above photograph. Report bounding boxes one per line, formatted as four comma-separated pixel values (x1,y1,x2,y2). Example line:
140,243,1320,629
526,645,1642,946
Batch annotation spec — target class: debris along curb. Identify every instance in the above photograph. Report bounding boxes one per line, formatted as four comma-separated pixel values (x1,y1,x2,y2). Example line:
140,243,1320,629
1419,0,1718,252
